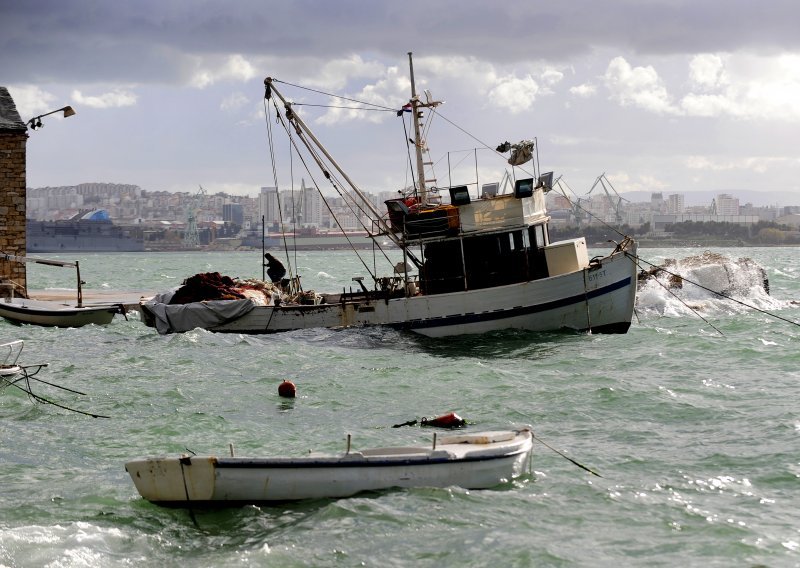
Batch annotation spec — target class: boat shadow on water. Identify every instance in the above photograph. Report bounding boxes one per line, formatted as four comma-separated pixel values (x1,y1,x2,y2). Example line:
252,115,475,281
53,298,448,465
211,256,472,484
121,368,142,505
404,328,576,360
128,474,535,532
273,324,574,361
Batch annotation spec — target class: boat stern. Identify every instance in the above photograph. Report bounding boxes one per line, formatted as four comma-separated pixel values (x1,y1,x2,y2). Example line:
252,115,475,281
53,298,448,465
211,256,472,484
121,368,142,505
126,456,217,504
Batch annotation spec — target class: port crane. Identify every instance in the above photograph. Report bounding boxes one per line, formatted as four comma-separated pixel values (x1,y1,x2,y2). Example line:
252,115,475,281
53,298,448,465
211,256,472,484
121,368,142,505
586,173,627,226
183,185,207,247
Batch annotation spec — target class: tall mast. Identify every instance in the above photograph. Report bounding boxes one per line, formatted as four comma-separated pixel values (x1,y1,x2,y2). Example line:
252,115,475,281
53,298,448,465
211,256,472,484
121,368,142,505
408,52,428,204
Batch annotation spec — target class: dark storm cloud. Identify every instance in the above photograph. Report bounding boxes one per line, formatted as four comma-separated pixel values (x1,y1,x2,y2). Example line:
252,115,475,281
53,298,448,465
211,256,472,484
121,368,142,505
2,0,799,84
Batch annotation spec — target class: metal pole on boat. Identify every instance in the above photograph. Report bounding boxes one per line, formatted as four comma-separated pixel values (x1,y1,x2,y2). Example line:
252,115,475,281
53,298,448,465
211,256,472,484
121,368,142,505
261,214,266,282
408,52,428,204
75,261,83,308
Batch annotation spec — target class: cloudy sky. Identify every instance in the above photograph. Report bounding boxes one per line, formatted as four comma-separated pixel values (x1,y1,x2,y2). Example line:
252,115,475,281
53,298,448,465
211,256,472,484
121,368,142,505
3,0,800,205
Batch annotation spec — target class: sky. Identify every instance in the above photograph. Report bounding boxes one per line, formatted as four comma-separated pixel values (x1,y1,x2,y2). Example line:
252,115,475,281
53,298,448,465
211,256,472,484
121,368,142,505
3,0,800,206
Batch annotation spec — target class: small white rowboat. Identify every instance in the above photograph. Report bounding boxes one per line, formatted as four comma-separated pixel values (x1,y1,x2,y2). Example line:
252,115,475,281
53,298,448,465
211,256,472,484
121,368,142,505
0,298,119,327
0,254,120,327
126,428,533,506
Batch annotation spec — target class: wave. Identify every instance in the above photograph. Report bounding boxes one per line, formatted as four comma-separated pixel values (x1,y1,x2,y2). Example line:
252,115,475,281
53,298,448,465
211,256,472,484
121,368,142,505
635,251,787,316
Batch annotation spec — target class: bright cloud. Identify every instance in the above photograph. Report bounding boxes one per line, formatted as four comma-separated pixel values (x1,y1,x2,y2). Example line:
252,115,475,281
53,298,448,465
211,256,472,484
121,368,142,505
603,56,680,115
303,55,387,90
220,92,248,112
71,89,138,109
316,64,408,125
686,155,799,173
678,53,800,120
541,67,564,87
309,56,576,124
688,53,727,90
679,92,740,118
487,74,540,113
190,54,257,88
602,52,800,122
569,83,596,98
6,85,57,119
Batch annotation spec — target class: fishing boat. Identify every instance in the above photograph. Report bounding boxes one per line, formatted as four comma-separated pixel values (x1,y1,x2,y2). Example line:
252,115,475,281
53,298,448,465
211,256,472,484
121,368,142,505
140,53,638,337
0,253,121,327
125,428,533,506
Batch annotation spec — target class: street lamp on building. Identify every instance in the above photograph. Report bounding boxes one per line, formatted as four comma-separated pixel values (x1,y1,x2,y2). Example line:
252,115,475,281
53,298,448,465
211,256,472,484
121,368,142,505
27,106,76,130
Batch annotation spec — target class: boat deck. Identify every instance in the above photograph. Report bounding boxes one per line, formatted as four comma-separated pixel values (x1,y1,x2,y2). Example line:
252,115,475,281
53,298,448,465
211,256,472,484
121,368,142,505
26,289,155,313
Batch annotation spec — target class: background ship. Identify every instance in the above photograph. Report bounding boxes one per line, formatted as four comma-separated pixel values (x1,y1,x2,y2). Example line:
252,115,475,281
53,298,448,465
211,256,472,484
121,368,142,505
26,210,144,253
241,228,389,250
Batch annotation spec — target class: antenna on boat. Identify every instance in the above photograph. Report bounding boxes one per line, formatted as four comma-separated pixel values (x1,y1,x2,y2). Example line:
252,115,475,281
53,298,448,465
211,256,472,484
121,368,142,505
408,52,428,204
407,52,442,205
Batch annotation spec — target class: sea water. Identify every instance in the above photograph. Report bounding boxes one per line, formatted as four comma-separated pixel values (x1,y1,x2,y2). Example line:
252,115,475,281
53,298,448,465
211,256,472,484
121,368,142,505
1,247,799,567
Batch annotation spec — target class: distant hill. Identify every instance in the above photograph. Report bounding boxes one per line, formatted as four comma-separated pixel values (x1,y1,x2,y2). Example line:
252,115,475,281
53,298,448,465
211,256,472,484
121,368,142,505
618,190,799,208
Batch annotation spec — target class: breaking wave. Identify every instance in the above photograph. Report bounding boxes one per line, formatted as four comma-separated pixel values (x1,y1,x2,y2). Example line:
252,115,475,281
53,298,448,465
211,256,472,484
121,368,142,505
635,251,788,316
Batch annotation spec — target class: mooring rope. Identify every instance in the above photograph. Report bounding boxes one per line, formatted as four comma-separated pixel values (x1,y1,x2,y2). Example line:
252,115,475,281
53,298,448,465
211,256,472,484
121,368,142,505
533,434,602,478
6,378,109,418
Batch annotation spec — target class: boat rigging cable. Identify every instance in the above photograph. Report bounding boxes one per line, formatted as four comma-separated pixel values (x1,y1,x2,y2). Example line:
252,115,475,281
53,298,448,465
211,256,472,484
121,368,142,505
264,93,387,279
266,83,400,232
264,80,419,277
262,92,299,290
532,433,602,477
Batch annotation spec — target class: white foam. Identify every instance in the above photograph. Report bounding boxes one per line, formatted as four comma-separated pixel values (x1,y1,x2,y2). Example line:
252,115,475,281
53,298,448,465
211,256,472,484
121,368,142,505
636,253,786,316
0,522,148,567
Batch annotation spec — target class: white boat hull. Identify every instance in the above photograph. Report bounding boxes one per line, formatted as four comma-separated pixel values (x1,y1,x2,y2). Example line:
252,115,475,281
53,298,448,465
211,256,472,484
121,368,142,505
126,429,533,505
0,298,118,327
142,244,637,337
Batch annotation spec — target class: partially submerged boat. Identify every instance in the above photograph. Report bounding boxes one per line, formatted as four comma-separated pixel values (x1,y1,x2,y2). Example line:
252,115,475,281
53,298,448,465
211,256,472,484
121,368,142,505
0,340,46,388
0,339,108,417
140,53,638,337
0,253,121,327
125,428,533,506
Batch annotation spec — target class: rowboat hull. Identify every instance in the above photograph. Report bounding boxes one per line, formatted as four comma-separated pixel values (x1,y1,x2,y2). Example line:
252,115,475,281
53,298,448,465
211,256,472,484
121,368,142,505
0,299,118,327
141,243,637,337
126,429,533,506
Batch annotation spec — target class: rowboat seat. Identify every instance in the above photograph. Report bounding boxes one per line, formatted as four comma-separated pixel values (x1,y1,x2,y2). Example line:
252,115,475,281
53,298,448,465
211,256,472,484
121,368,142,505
438,431,517,445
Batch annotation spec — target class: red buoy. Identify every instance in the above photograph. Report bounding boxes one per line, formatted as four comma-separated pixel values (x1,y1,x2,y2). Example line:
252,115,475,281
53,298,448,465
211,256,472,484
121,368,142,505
421,412,466,428
278,379,296,398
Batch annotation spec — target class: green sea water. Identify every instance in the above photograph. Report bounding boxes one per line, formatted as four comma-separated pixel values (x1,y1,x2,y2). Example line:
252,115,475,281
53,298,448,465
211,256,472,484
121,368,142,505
1,247,798,567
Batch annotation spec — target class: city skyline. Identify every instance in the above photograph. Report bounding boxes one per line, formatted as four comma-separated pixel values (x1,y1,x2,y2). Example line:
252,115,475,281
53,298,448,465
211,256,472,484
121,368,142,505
25,181,800,232
4,1,800,201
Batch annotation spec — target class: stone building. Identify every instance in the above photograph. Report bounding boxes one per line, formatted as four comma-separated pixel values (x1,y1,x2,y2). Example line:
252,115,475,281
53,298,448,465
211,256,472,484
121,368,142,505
0,87,28,297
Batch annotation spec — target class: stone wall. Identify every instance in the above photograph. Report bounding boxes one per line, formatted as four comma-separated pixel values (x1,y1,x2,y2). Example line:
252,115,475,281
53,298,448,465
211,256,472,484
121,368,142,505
0,87,28,297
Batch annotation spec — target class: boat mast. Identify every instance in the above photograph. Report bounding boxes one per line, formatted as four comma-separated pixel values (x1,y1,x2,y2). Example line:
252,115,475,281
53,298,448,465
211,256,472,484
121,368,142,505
408,52,428,204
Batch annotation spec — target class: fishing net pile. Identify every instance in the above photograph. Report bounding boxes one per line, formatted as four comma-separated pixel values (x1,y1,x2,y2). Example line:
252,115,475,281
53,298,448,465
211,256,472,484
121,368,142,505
168,272,281,305
166,272,321,306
